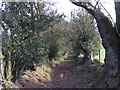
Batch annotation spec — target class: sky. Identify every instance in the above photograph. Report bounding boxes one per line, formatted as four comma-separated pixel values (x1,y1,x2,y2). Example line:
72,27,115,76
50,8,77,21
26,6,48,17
43,0,116,22
0,0,116,22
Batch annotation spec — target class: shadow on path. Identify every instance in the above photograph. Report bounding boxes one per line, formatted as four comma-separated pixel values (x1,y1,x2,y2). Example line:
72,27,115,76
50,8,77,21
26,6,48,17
46,60,87,88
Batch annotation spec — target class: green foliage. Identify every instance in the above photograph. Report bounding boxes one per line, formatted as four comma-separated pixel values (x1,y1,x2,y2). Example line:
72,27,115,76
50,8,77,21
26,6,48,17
1,2,63,81
44,18,70,60
69,9,101,58
1,2,101,82
48,43,59,60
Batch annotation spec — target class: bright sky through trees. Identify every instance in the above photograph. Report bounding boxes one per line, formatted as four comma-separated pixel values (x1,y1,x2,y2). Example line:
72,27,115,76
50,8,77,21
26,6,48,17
0,0,116,22
43,0,116,22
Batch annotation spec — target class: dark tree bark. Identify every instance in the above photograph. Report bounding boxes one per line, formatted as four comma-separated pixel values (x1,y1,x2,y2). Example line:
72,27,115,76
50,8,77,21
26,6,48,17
82,49,91,61
70,1,119,76
115,1,120,34
115,1,120,74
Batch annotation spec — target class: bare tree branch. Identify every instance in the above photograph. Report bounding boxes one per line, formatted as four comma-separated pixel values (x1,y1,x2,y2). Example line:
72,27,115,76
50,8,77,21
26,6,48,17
69,0,95,16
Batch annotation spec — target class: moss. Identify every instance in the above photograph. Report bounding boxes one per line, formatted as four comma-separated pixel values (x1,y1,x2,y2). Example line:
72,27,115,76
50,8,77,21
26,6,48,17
104,17,112,25
100,16,113,29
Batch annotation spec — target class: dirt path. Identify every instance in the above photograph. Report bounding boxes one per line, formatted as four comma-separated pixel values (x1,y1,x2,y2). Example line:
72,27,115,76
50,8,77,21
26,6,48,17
46,60,87,88
15,59,88,88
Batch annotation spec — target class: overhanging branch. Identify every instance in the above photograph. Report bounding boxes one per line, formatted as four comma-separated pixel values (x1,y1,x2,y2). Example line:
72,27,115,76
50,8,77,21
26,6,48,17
69,0,95,16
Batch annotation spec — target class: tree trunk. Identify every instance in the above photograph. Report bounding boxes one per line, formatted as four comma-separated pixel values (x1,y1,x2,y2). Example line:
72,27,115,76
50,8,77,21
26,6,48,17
74,51,80,60
115,1,120,74
115,1,120,35
1,30,12,80
70,1,119,76
96,16,118,75
82,49,91,61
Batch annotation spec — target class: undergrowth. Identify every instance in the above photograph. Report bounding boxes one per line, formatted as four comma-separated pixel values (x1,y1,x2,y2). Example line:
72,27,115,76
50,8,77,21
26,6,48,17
74,59,119,88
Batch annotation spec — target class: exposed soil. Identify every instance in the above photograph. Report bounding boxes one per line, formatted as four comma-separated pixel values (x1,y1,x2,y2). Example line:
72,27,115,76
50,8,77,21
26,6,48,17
13,60,88,88
46,60,87,88
2,52,118,88
2,59,119,88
